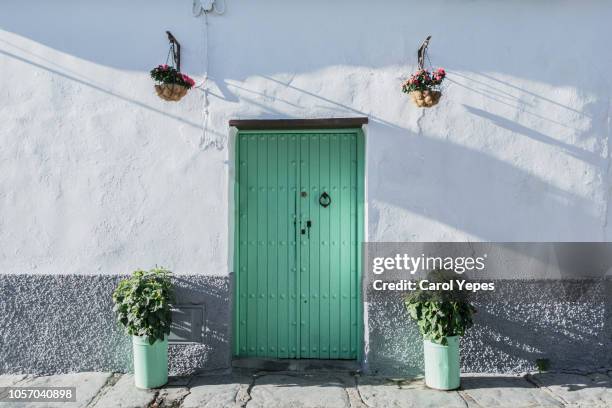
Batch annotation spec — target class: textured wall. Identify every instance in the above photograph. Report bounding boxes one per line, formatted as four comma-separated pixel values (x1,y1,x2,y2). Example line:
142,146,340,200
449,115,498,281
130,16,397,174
365,280,612,376
2,0,612,375
3,274,608,376
0,275,231,375
2,1,612,276
364,243,612,375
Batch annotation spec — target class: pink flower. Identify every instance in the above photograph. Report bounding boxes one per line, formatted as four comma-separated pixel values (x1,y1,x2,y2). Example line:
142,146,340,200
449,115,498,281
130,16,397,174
161,64,169,70
181,74,195,86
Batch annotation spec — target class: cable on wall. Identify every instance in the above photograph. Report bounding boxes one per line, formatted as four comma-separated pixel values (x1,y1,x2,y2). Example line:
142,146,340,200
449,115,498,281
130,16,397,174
192,0,226,149
192,0,226,17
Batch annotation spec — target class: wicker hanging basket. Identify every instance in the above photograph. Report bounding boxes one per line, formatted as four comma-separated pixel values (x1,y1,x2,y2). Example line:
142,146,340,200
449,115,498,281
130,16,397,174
404,36,444,108
409,90,442,108
154,83,189,102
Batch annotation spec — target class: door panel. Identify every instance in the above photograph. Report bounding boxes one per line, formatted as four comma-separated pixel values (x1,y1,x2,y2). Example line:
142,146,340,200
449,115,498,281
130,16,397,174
235,130,360,360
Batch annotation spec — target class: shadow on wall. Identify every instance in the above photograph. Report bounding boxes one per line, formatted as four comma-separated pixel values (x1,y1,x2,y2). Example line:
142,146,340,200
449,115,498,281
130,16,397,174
366,290,424,377
170,275,232,375
366,120,603,241
0,48,211,134
462,105,603,167
2,0,612,376
2,2,609,232
2,41,605,242
1,0,611,87
462,279,612,373
365,243,612,375
0,274,231,375
366,278,612,376
0,42,603,242
215,71,607,241
216,70,607,241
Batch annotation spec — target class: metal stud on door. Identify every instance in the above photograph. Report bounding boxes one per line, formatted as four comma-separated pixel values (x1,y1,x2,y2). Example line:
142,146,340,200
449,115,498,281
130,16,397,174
235,130,360,360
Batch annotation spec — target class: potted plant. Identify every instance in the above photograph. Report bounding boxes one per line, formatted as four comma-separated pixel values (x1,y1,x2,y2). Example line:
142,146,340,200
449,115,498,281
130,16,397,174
404,270,476,390
150,64,195,102
401,68,446,108
112,267,175,389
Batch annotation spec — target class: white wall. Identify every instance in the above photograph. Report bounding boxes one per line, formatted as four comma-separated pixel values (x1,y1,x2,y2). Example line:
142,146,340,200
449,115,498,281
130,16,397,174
1,0,611,276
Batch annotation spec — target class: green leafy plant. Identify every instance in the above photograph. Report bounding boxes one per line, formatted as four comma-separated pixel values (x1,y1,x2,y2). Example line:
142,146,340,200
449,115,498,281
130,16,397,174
401,68,446,93
404,270,476,345
112,267,175,344
150,65,195,88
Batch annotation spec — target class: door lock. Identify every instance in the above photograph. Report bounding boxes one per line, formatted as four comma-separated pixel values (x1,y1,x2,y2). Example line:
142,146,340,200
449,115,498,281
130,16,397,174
301,220,313,237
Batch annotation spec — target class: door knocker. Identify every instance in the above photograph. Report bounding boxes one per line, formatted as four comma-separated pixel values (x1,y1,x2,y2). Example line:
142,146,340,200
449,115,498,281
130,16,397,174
319,192,331,208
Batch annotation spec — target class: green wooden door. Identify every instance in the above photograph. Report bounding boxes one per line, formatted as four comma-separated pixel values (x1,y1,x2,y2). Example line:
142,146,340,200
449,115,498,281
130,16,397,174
234,129,363,360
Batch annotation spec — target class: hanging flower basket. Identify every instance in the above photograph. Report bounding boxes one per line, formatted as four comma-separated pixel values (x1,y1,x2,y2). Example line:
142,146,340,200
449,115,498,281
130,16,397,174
409,89,442,108
150,64,195,102
402,68,446,108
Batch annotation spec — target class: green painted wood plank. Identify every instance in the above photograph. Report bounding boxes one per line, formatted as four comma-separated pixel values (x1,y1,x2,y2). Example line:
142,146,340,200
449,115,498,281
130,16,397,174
328,133,341,359
246,134,259,356
238,135,248,356
299,134,310,358
349,133,358,359
256,135,268,357
339,133,352,359
277,134,289,358
318,134,331,359
267,135,279,357
356,130,365,361
308,134,321,358
289,134,299,358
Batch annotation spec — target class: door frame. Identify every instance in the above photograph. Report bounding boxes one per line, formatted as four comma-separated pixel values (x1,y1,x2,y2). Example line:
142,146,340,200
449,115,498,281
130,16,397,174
231,127,366,361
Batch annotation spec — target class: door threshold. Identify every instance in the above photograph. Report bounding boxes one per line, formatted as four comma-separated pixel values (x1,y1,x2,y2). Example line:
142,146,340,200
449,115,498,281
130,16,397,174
232,358,361,372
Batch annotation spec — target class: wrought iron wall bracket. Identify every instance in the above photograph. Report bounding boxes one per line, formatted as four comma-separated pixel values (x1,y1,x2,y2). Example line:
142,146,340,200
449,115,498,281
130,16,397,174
166,31,181,71
417,35,432,70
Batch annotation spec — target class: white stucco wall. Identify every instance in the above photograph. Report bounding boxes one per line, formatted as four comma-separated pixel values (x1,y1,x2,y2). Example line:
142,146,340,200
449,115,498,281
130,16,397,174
1,0,611,276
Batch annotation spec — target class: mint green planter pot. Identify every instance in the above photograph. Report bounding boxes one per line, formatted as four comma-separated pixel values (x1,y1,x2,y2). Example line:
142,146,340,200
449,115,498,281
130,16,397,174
132,335,168,389
423,336,460,390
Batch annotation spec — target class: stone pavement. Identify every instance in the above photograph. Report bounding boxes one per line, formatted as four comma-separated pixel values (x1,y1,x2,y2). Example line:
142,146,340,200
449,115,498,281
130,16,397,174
1,370,611,408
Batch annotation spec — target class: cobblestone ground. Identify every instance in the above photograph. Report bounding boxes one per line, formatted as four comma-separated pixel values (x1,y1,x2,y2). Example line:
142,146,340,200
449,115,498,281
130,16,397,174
1,370,611,408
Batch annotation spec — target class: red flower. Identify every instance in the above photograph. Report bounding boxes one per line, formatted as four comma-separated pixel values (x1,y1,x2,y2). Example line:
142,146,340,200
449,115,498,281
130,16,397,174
181,74,195,87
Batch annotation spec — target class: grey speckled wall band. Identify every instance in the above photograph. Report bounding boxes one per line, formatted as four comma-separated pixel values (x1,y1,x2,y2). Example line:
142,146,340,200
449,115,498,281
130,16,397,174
0,275,231,376
1,271,610,376
365,279,612,376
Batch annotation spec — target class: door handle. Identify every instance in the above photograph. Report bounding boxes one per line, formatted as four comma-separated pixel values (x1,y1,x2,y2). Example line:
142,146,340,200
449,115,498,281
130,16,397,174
319,192,331,208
